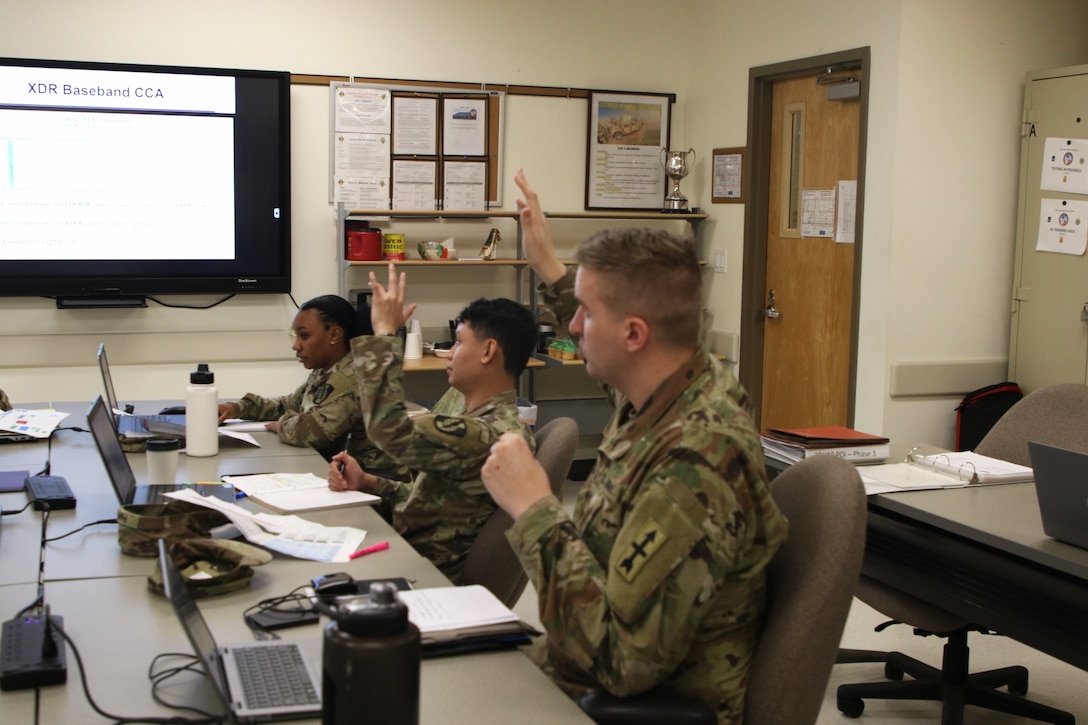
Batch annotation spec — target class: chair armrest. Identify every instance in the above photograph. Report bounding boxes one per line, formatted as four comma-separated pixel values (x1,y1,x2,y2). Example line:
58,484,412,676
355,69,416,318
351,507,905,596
578,689,716,725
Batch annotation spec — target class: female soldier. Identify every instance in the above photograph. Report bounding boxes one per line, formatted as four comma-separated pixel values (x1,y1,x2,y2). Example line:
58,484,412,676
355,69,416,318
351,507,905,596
218,295,405,478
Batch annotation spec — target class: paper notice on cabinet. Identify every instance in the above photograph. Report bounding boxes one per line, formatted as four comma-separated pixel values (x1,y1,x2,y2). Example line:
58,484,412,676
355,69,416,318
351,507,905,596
1036,198,1088,255
1040,137,1088,194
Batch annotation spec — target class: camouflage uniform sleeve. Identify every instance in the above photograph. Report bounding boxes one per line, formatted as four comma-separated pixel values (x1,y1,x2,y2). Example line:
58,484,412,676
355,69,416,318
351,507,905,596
233,390,297,422
507,458,753,698
276,363,359,449
350,336,512,506
539,269,579,328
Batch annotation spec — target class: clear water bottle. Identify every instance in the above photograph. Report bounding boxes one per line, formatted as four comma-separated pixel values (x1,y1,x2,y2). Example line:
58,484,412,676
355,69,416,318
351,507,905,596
185,363,218,457
322,581,420,725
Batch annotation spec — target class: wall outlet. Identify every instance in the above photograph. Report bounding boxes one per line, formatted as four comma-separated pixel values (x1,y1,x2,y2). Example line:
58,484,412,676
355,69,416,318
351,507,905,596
712,249,727,274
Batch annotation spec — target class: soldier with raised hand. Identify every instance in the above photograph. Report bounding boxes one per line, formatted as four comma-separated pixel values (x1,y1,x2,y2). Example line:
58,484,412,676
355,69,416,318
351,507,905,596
480,169,788,724
328,263,538,583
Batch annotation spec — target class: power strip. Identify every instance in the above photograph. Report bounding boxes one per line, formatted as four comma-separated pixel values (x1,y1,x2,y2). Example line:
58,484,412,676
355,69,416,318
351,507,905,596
0,614,67,690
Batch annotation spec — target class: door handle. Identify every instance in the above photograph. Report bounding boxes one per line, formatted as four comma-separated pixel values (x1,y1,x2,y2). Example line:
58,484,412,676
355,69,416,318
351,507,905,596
763,290,781,319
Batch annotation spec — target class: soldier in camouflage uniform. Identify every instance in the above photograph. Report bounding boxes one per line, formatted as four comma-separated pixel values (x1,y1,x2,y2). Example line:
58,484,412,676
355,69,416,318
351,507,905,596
480,170,788,725
328,265,538,583
0,388,10,411
218,295,405,478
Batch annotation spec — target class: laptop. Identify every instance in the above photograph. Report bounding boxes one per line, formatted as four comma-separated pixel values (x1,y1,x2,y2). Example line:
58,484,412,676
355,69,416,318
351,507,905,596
158,540,322,722
97,342,187,438
87,395,234,505
1028,440,1088,550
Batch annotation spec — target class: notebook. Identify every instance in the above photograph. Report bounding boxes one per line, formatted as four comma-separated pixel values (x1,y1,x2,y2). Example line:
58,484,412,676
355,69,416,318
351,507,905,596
158,540,322,722
86,395,234,505
97,342,186,438
1029,441,1088,551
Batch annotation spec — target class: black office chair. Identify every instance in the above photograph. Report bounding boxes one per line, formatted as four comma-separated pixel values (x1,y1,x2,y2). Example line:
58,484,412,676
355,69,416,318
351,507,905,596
580,455,868,725
837,383,1088,725
459,417,578,607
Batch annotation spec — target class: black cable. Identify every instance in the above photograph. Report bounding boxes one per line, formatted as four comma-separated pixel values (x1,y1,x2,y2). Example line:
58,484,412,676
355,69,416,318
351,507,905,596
54,620,224,724
144,295,236,310
45,518,118,542
0,501,33,516
148,653,227,720
34,424,89,478
242,586,315,640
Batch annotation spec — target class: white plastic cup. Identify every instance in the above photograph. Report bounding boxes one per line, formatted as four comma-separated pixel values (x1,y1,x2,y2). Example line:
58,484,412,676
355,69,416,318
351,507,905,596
408,319,422,336
146,438,181,485
404,332,423,359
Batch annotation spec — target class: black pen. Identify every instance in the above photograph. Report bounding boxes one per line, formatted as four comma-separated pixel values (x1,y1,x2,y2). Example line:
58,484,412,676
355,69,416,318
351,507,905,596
339,433,353,474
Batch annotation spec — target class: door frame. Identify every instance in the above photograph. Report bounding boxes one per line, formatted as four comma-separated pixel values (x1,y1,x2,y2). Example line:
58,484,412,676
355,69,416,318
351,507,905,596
739,47,871,428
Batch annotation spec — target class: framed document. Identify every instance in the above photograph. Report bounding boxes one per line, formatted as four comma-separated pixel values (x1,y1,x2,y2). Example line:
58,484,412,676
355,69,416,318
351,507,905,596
443,160,488,211
586,92,671,211
712,147,745,203
442,95,488,157
392,93,439,155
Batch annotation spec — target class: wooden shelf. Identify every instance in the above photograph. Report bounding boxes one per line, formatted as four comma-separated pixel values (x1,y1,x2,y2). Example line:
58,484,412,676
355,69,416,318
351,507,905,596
345,210,520,219
543,210,708,222
405,352,546,372
344,259,528,267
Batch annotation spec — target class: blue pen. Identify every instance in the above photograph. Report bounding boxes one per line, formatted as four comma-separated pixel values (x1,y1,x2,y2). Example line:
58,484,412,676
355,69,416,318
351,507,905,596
235,491,248,500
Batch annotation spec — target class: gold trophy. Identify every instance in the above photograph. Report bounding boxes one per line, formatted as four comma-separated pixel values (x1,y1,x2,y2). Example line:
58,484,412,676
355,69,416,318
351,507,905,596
660,147,696,212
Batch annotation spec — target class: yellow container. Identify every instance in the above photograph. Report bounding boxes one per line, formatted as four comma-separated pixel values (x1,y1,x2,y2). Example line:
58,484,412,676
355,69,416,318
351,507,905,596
383,233,406,260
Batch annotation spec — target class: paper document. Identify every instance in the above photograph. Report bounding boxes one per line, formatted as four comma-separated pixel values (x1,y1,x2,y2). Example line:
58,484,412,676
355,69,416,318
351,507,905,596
222,472,380,513
0,408,70,438
399,585,521,636
164,488,366,562
860,450,1033,495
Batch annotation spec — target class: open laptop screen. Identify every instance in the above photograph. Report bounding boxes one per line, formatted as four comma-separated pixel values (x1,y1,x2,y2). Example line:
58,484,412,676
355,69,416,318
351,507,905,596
87,395,137,504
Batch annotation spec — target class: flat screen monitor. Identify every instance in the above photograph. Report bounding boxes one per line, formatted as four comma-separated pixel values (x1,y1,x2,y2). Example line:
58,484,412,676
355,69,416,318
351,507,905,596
0,57,291,302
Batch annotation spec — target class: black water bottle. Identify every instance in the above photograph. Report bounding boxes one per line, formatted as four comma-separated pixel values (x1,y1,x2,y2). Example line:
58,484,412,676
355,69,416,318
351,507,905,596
322,581,420,725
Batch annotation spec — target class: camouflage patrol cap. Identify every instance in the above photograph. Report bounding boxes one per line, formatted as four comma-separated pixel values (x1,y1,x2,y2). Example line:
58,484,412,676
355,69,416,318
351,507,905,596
148,538,273,598
117,500,232,557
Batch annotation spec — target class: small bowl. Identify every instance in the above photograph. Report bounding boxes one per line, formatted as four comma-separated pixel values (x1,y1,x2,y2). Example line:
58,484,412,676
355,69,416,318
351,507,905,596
434,348,451,358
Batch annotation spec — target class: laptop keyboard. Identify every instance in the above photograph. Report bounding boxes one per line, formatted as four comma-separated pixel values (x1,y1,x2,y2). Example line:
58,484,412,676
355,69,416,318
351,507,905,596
234,644,320,709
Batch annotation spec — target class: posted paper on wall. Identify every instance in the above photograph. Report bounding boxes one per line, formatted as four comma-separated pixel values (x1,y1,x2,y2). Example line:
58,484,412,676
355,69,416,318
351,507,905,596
1036,198,1088,255
1040,137,1088,194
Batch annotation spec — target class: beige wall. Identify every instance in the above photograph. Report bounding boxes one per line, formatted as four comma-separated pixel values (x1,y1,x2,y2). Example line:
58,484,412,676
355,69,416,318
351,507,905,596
3,0,1088,450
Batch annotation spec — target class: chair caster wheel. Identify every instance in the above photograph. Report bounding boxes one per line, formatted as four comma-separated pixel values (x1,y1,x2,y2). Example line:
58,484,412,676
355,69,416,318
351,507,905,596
884,661,905,681
837,695,865,718
1008,676,1029,696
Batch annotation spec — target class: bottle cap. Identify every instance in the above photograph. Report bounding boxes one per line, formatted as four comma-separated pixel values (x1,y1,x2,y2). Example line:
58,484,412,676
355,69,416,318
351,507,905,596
190,362,214,384
334,581,409,636
145,437,181,451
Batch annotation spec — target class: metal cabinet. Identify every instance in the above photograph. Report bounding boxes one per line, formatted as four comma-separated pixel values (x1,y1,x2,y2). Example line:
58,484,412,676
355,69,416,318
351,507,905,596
1010,65,1088,389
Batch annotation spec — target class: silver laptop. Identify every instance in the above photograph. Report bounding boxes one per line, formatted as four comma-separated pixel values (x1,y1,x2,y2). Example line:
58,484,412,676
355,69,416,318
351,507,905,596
87,395,233,505
158,540,322,722
97,342,186,438
1028,440,1088,550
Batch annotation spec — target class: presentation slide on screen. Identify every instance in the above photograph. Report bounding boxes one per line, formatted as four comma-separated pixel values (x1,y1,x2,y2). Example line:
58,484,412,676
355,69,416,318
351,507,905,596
0,66,237,261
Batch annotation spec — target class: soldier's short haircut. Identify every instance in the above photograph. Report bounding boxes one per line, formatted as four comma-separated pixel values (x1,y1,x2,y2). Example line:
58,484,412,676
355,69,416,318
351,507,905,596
300,294,364,340
574,228,703,349
457,298,538,378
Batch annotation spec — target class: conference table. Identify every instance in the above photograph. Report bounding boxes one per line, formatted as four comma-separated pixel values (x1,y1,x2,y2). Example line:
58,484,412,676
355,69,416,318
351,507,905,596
0,401,591,723
865,482,1088,673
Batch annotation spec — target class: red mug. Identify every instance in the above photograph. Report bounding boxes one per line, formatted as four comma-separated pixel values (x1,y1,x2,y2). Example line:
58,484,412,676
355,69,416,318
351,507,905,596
346,229,383,261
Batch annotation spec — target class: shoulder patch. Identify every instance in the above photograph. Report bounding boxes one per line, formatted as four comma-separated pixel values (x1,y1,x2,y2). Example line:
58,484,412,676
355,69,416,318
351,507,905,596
433,415,468,437
311,383,333,405
616,518,667,582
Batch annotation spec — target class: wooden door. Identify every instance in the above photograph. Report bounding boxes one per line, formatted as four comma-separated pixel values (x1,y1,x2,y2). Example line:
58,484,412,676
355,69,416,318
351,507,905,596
760,74,860,429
